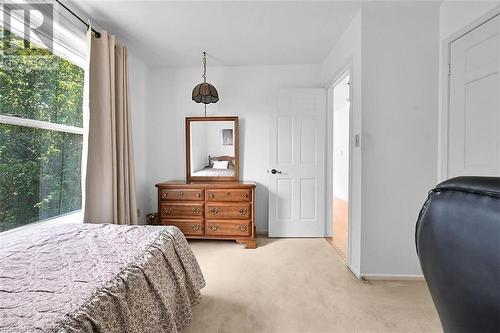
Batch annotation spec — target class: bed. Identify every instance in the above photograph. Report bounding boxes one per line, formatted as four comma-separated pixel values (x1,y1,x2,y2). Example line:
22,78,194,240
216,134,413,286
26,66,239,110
192,167,235,177
192,155,235,177
0,223,205,332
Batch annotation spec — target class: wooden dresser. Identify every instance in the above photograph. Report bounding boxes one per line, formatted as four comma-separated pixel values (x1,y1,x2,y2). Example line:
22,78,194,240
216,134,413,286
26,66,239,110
153,181,256,249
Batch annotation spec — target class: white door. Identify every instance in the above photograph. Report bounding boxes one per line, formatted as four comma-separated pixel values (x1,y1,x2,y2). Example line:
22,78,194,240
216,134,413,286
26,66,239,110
448,15,500,178
268,89,326,237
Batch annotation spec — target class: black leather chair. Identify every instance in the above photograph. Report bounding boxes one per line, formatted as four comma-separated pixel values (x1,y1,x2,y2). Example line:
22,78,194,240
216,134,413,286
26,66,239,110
416,177,500,333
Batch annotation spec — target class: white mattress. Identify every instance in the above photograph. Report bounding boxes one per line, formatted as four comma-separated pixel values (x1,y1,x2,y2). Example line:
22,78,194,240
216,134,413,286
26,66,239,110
192,167,235,177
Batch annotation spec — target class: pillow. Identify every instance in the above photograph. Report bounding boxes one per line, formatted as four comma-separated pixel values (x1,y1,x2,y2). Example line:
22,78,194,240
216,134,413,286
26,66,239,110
212,160,229,169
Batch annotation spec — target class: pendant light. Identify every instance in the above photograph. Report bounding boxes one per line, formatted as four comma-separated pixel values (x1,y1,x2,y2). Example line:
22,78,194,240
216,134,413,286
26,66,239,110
192,51,219,116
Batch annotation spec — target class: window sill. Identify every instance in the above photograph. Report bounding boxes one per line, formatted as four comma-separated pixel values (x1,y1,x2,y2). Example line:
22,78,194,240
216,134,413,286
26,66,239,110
0,211,83,236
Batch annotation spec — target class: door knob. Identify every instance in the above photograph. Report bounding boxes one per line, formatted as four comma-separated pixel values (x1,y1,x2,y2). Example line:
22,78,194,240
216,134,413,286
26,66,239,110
270,168,282,174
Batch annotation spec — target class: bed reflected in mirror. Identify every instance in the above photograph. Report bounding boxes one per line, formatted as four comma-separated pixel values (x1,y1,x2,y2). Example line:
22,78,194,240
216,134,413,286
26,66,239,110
186,116,239,181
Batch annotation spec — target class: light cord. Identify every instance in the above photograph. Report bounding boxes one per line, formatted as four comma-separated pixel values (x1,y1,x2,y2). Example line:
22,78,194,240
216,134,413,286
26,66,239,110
202,51,207,83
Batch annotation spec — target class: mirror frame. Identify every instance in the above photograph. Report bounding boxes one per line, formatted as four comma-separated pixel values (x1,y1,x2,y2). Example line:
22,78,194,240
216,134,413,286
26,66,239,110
185,116,239,182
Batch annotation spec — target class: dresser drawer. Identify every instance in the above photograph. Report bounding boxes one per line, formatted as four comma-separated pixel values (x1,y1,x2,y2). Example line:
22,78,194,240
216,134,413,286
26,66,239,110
206,189,252,202
206,203,252,219
205,220,252,236
159,203,204,219
159,189,204,201
159,219,204,236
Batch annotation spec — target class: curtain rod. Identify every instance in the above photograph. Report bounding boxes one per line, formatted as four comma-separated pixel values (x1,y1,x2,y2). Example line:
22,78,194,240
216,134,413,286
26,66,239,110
54,0,101,38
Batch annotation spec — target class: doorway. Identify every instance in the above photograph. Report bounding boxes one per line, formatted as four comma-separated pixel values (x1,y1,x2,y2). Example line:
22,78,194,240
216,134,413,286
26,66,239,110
330,72,350,260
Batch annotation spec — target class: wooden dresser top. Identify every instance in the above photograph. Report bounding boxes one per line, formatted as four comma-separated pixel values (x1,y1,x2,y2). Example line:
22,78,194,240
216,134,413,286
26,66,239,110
156,181,256,189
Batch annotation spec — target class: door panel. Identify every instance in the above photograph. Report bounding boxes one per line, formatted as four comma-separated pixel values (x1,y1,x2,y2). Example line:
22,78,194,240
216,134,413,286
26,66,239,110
449,15,500,177
300,116,317,164
269,89,326,237
300,179,316,221
277,116,294,165
465,74,499,168
276,178,293,221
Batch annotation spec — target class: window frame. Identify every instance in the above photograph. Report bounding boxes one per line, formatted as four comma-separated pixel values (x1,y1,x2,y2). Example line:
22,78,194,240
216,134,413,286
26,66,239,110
0,114,84,135
0,210,83,236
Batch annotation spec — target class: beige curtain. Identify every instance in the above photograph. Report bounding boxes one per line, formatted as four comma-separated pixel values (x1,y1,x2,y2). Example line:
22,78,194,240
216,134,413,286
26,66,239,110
84,31,138,225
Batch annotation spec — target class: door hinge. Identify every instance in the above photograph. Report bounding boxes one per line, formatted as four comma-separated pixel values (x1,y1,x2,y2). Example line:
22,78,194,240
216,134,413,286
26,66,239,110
448,63,451,76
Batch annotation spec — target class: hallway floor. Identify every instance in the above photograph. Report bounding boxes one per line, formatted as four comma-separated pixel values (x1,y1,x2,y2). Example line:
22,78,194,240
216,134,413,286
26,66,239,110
331,197,348,260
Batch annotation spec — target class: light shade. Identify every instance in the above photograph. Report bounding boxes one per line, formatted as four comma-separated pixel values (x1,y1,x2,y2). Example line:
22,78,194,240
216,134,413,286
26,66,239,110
192,82,219,104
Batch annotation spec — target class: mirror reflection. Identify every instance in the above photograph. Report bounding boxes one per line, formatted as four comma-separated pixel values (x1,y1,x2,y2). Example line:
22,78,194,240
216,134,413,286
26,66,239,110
190,121,235,177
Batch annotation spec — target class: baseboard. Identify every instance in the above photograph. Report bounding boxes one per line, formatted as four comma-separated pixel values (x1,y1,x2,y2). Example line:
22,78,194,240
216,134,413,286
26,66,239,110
255,230,268,236
361,274,425,281
347,264,362,279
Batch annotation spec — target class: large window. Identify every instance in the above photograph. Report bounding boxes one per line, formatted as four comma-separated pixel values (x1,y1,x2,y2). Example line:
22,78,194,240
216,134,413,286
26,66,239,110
0,26,85,232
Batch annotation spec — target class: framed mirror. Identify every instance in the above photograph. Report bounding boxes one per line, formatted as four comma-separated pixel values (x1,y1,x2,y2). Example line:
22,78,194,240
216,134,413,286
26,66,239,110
186,116,239,182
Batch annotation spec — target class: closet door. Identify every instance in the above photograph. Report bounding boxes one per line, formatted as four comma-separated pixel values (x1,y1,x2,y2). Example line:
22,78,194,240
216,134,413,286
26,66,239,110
448,15,500,177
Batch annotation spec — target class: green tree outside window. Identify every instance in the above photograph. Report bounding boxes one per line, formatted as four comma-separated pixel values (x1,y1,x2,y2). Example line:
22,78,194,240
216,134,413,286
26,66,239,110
0,28,84,232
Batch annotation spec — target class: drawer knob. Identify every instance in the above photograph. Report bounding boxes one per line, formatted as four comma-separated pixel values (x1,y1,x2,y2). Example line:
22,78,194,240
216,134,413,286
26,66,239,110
180,191,184,196
192,208,201,215
161,193,167,199
210,207,219,215
240,208,247,215
196,193,201,198
163,207,172,215
243,193,249,198
226,192,231,196
239,224,248,232
192,225,200,231
209,193,215,198
209,224,219,231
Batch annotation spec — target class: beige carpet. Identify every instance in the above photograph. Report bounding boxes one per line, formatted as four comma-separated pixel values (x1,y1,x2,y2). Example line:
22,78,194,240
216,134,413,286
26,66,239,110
185,237,442,333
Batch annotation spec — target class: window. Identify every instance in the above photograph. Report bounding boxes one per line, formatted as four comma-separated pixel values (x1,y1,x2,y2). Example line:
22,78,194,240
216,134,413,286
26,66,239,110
0,23,85,232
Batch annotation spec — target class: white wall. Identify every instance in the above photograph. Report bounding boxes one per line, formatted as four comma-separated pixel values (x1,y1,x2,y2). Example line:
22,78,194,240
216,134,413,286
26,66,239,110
360,2,440,276
146,64,323,232
205,121,235,157
322,11,362,275
190,122,208,172
322,3,440,277
440,1,499,40
128,52,149,224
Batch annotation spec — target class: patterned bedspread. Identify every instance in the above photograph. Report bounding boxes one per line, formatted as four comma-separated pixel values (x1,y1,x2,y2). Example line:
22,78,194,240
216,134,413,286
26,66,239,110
0,223,205,332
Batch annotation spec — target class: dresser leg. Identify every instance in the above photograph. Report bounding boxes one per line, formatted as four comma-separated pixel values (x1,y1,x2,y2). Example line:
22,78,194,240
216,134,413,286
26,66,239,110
236,239,257,249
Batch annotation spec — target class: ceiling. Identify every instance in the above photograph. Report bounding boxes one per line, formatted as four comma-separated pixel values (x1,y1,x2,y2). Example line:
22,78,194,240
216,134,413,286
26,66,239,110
72,1,361,67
